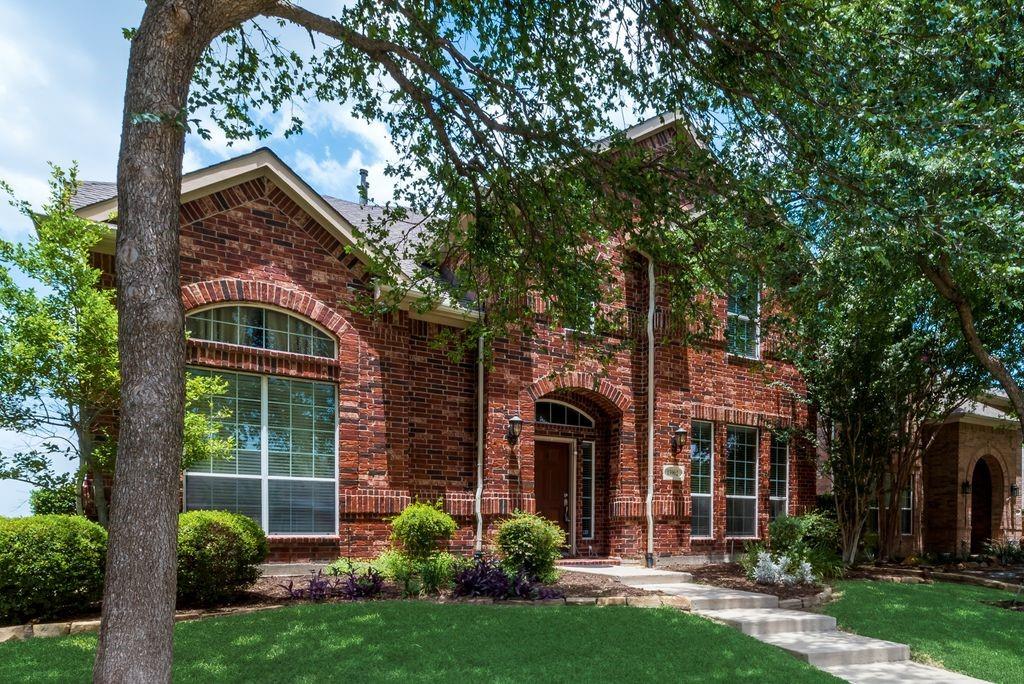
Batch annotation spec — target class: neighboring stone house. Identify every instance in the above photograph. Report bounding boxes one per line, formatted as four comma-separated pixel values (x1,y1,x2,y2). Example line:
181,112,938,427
73,116,816,563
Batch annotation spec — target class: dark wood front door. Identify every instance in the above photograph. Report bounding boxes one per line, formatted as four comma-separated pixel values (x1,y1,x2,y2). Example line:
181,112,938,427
970,459,993,554
535,441,571,534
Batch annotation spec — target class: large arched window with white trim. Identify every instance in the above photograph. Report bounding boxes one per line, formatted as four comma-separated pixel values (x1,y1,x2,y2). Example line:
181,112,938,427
187,305,335,358
534,400,594,428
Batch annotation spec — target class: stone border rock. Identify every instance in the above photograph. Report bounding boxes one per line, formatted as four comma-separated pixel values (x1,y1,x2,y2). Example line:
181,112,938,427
0,594,697,644
0,604,286,644
777,585,834,611
860,565,1023,592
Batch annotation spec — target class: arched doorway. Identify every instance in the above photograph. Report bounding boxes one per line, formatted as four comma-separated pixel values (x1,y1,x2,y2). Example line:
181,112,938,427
970,459,993,553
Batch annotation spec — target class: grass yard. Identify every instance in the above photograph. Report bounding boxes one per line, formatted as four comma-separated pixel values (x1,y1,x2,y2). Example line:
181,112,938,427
0,601,836,683
823,579,1024,683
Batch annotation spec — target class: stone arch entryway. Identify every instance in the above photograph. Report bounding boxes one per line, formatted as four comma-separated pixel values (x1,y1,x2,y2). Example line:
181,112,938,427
969,456,1004,553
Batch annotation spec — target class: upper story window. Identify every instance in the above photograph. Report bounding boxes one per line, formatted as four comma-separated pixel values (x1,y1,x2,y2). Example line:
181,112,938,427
535,400,594,428
726,274,759,359
187,305,335,359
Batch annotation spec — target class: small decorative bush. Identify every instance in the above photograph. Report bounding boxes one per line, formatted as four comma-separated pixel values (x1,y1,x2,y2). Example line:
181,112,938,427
325,557,374,577
750,550,816,586
452,556,564,600
177,510,269,606
389,501,457,558
495,511,566,582
29,483,79,515
767,512,843,580
983,538,1024,565
417,551,470,594
0,515,107,624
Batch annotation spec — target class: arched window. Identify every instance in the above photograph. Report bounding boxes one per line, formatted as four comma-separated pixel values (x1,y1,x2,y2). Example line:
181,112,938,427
535,400,594,428
186,305,335,359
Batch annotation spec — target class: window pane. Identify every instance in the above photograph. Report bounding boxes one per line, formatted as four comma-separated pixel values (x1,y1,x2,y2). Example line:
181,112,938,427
770,498,787,522
690,421,713,495
533,401,592,428
726,317,756,357
726,497,756,537
581,442,594,539
692,496,711,537
268,479,335,534
770,434,788,499
726,427,757,497
184,475,261,524
185,306,335,358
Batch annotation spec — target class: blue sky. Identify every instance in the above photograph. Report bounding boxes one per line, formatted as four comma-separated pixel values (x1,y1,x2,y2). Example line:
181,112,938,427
0,0,402,515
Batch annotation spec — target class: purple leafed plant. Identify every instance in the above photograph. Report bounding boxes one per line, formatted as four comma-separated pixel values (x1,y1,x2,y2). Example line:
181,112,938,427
280,568,383,601
453,557,564,601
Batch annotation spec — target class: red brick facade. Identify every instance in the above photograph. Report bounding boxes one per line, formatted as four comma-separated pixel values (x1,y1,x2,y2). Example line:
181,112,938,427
87,153,816,563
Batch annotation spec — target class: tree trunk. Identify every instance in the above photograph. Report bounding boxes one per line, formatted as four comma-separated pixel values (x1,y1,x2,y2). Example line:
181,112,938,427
93,3,274,680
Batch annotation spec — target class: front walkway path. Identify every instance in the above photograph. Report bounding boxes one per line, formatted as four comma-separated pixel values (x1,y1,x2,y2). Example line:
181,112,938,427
563,565,987,684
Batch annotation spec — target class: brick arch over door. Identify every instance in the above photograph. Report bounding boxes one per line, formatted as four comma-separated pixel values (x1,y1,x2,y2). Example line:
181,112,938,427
524,372,632,416
181,278,352,339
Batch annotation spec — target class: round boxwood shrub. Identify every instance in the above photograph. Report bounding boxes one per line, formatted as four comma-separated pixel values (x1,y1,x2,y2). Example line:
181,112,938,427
0,514,107,624
177,510,268,606
389,501,457,558
495,511,566,583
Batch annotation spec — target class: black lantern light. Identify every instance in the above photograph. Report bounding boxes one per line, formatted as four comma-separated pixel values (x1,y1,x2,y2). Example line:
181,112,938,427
671,424,688,451
961,479,972,496
1011,483,1020,499
506,414,524,444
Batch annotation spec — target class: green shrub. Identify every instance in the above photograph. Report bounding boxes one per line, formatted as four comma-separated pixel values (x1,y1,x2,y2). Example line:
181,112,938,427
29,484,79,515
325,557,374,577
739,541,768,577
418,552,472,594
389,501,457,558
495,511,566,582
177,511,268,606
0,515,107,624
767,513,844,581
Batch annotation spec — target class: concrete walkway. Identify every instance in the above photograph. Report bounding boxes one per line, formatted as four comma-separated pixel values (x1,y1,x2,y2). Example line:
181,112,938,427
564,565,987,684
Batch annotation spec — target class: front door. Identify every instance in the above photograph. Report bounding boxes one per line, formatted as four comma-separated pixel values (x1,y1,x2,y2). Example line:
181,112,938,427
535,441,571,535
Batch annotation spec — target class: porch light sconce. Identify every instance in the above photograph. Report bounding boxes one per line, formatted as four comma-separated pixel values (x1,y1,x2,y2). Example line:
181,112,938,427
1011,484,1020,499
671,424,688,452
961,480,972,496
506,414,524,445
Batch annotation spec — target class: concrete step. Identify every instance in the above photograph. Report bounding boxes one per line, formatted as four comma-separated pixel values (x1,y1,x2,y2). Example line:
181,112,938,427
822,661,990,683
698,608,837,636
641,582,779,610
617,572,694,585
756,630,909,668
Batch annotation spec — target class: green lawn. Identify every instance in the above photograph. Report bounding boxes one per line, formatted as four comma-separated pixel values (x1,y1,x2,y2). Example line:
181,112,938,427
0,601,836,683
823,579,1024,683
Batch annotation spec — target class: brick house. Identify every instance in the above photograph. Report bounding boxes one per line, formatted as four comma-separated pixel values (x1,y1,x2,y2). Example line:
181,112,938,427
877,393,1023,558
73,116,816,563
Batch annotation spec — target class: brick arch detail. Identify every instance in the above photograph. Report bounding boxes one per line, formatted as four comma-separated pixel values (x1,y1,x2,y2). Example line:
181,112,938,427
181,278,351,338
524,372,631,414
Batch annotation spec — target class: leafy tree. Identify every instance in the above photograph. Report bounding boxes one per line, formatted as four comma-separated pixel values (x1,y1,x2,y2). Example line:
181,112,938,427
0,169,234,527
628,0,1024,428
29,481,79,515
785,240,985,563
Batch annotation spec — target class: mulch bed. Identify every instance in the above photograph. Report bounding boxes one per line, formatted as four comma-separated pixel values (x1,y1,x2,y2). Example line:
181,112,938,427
554,570,649,597
662,562,824,600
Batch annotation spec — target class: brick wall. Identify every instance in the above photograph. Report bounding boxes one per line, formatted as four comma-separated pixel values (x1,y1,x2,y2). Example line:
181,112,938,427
92,173,815,563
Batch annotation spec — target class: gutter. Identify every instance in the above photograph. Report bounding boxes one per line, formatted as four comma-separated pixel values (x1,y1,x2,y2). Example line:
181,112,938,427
475,333,485,554
638,250,656,567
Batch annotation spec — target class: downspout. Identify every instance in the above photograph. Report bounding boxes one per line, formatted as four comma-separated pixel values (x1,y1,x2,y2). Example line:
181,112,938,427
639,250,656,567
474,333,485,554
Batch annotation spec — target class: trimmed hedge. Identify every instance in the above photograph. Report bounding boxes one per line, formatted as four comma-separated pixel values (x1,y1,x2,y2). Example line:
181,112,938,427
0,515,107,624
389,502,457,558
177,510,268,606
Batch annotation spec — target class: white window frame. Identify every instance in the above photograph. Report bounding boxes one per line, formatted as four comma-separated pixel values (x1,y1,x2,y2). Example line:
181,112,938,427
725,425,759,539
900,476,914,536
186,303,337,359
534,399,596,428
726,279,760,360
580,440,596,541
769,434,789,521
182,368,339,537
690,421,714,540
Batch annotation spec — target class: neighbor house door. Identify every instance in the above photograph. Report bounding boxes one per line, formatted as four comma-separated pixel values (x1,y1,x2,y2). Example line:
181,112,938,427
970,459,993,554
535,441,571,535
